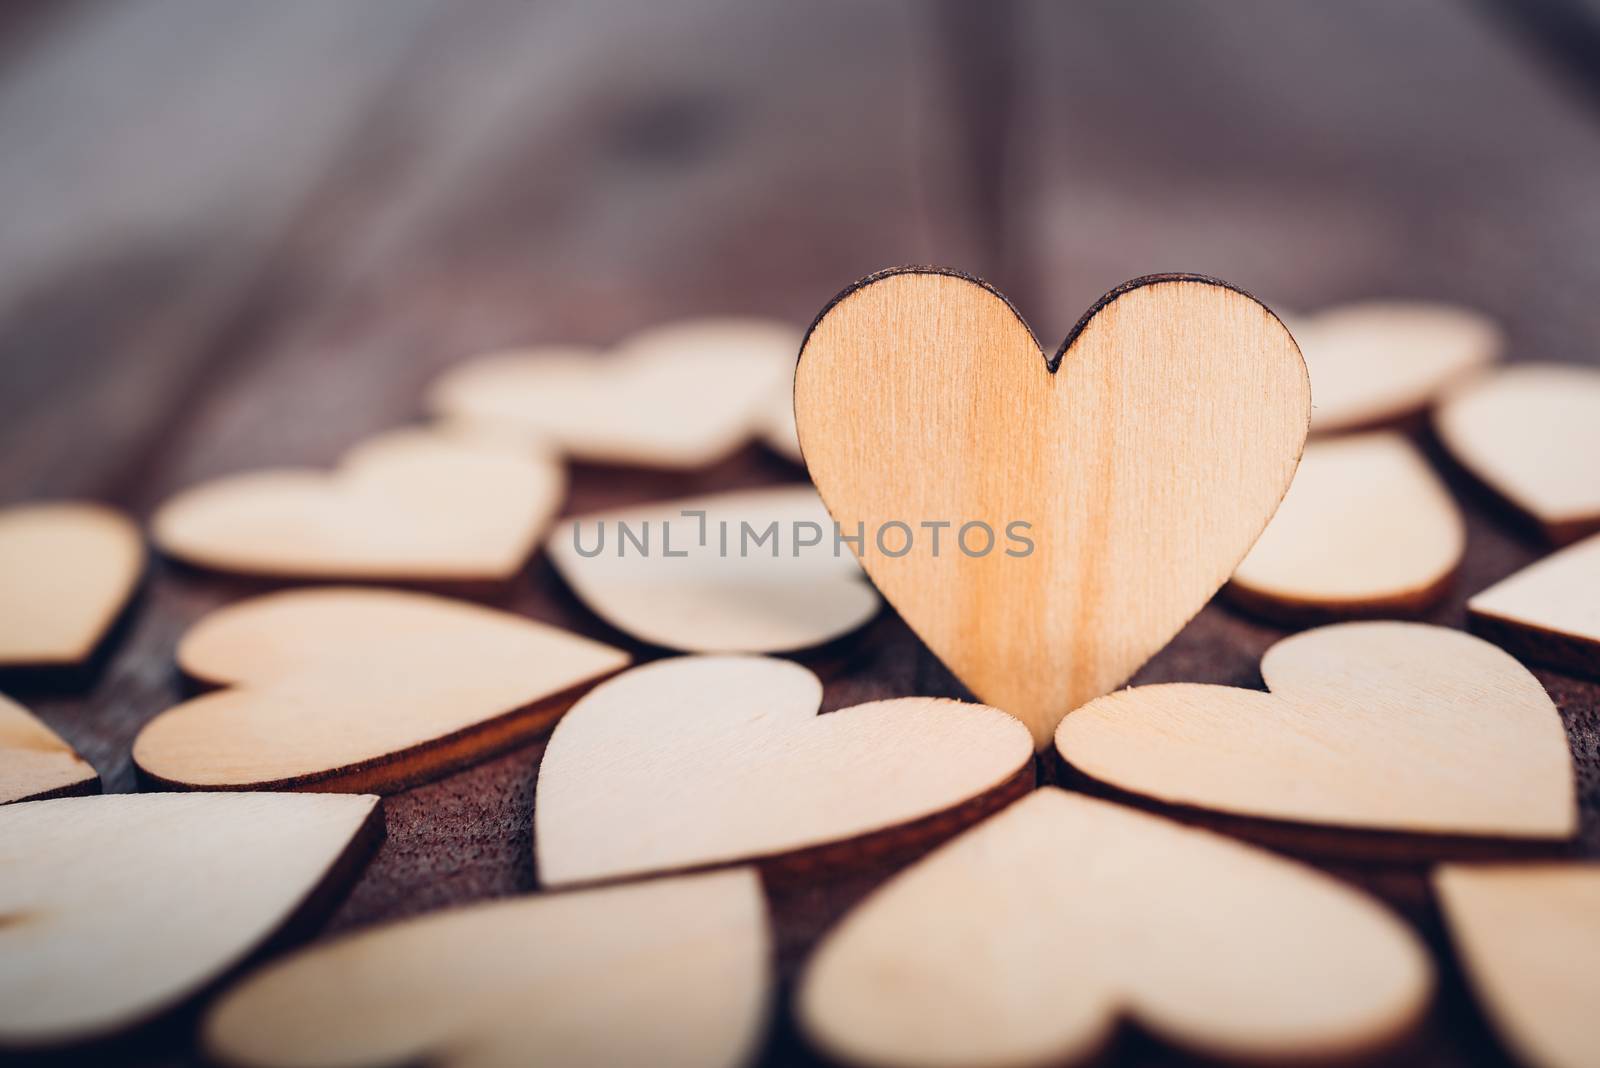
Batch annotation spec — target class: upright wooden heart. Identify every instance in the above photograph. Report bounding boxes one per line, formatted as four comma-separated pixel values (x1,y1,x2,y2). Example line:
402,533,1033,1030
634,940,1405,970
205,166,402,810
1055,622,1576,838
0,501,142,668
0,694,98,804
151,428,563,583
1469,532,1600,676
204,868,770,1068
798,788,1432,1068
1434,863,1600,1068
535,655,1034,887
0,792,381,1049
796,270,1309,746
133,588,629,792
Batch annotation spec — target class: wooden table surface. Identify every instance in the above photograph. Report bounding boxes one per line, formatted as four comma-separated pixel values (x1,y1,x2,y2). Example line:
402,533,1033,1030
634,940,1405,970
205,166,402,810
3,2,1598,1065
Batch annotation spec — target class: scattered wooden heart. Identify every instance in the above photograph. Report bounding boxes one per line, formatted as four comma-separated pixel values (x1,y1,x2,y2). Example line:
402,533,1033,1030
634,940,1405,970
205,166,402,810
547,486,880,653
0,694,98,804
151,427,563,583
1434,863,1600,1068
1469,532,1600,676
133,587,629,792
535,655,1033,887
1228,432,1464,621
798,788,1432,1068
1435,363,1600,544
796,269,1309,747
428,317,799,469
0,791,380,1050
204,868,769,1068
0,501,142,668
1055,621,1575,838
1289,300,1502,433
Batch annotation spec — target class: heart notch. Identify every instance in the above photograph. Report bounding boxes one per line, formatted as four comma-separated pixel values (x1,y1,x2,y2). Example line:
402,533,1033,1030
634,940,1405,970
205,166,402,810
796,269,1310,746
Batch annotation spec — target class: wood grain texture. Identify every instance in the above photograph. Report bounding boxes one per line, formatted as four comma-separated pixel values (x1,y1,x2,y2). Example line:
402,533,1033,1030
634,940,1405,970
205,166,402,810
1469,532,1600,677
1056,622,1576,840
0,692,99,804
1228,433,1464,622
535,655,1034,887
547,485,880,653
3,2,1600,1065
799,788,1433,1068
796,270,1309,747
0,501,142,667
0,791,382,1050
204,867,771,1068
1434,864,1600,1068
133,588,629,793
151,428,564,584
1435,364,1600,545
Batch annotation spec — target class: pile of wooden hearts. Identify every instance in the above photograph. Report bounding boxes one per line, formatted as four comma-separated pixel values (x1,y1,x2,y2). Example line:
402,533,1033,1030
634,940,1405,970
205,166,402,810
2,272,1598,1068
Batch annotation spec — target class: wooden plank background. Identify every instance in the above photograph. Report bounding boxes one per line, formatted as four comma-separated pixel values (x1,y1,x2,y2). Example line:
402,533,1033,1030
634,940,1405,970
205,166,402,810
2,2,1596,1065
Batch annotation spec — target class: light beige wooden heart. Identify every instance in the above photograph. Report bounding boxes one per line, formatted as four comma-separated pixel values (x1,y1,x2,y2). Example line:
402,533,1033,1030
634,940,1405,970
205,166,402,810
133,587,629,792
1435,363,1600,544
151,428,563,582
1229,432,1463,620
1055,621,1575,838
547,486,880,653
0,501,142,667
1434,863,1600,1068
535,655,1033,887
204,868,769,1068
0,791,380,1050
1469,531,1600,677
1289,300,1502,433
0,694,97,804
428,318,799,469
799,788,1432,1068
796,270,1309,748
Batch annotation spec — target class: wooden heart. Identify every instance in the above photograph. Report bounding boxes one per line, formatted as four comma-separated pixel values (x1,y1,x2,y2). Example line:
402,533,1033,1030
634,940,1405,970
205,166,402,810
1289,301,1501,433
429,318,798,469
535,655,1033,887
1435,364,1600,544
1470,532,1600,677
204,868,769,1068
1228,432,1463,621
1055,621,1575,838
795,270,1309,746
151,428,563,583
798,788,1432,1067
1434,863,1600,1068
547,486,880,653
0,501,142,668
0,694,97,804
0,792,380,1049
133,587,629,792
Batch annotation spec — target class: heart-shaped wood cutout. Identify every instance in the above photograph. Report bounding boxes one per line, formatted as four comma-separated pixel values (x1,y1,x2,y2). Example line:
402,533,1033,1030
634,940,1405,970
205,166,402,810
1435,364,1600,544
1055,621,1576,838
1470,532,1600,677
0,792,380,1049
1289,301,1502,434
0,502,142,668
152,428,563,583
204,868,769,1068
429,318,798,469
798,788,1432,1067
1228,432,1463,621
796,270,1309,747
133,587,629,792
547,486,880,653
0,694,97,804
1434,863,1600,1068
535,655,1033,887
